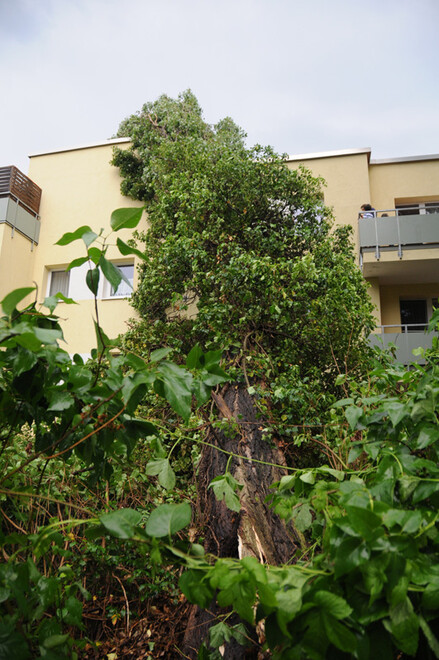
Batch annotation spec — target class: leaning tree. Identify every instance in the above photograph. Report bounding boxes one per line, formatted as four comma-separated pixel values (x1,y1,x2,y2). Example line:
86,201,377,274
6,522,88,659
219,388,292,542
112,90,375,656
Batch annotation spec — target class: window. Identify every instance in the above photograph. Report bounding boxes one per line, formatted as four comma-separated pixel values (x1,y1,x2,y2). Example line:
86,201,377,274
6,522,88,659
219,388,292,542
396,202,439,216
400,299,427,332
106,263,134,298
49,270,70,297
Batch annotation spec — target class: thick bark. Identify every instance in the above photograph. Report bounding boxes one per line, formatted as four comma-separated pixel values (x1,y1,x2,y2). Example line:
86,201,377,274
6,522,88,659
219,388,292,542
183,384,299,658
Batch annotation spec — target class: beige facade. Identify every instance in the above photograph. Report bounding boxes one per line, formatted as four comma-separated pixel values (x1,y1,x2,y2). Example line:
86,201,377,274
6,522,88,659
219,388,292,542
0,140,146,355
1,142,438,360
287,149,439,358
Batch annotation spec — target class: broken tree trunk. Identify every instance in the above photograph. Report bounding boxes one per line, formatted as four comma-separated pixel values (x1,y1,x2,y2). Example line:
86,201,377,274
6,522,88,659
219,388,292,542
183,384,300,658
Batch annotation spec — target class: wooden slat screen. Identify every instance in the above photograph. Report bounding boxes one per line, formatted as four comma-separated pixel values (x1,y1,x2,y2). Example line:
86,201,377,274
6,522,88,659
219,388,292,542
0,166,42,215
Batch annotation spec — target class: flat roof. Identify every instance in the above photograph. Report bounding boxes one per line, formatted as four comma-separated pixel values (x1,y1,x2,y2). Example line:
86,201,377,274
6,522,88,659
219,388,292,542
370,153,439,165
285,147,371,162
28,137,131,158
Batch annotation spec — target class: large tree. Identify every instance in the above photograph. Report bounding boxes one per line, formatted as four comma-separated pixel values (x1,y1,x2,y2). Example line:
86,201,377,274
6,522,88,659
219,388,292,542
112,90,375,657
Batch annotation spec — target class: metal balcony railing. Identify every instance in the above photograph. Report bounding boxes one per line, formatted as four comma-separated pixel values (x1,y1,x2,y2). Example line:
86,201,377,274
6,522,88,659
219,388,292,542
358,206,439,262
370,324,438,364
0,166,42,244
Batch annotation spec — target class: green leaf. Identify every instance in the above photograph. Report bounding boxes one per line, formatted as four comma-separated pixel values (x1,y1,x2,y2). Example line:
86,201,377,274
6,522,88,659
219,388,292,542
150,347,173,362
66,256,89,271
100,256,122,290
345,406,364,430
419,614,439,658
110,207,144,231
186,344,203,369
322,612,357,653
384,402,407,427
99,509,142,539
33,327,63,344
299,470,315,484
345,506,382,541
145,458,176,490
0,620,31,659
156,361,193,420
47,390,75,412
387,597,419,656
179,570,213,609
293,503,312,532
417,426,439,450
42,634,70,649
14,333,42,351
42,292,77,313
56,225,95,245
422,580,439,609
145,502,192,537
1,287,35,315
334,537,370,577
313,590,352,619
116,237,147,260
209,622,232,649
209,474,242,512
86,267,100,295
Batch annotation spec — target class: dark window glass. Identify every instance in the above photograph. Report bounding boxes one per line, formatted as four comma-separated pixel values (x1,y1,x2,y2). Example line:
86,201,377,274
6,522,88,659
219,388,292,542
400,299,427,332
396,204,420,216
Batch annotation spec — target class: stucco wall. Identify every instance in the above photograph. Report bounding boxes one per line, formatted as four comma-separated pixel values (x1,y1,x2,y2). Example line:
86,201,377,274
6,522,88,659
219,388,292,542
27,142,146,351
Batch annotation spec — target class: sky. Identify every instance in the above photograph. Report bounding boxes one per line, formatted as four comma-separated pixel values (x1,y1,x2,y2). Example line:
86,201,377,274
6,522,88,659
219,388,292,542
1,0,438,174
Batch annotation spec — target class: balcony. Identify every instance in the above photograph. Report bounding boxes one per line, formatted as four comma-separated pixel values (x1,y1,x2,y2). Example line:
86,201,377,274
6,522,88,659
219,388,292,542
0,166,42,244
359,206,439,281
370,324,438,364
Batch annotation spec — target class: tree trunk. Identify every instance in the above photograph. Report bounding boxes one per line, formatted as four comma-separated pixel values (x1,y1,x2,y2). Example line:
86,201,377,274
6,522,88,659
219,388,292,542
183,384,300,658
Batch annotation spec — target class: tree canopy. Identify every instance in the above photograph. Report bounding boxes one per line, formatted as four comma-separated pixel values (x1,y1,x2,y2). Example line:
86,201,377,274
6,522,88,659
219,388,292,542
113,90,374,420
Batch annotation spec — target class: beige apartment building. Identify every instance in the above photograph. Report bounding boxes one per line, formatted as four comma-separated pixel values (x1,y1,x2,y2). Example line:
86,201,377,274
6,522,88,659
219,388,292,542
1,142,438,361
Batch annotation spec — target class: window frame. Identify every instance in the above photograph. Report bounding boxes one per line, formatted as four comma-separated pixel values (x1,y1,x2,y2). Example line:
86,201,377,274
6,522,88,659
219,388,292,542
101,262,134,300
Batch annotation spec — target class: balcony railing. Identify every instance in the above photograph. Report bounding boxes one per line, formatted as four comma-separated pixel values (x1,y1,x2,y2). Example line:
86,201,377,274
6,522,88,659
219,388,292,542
370,324,437,364
0,166,41,215
359,206,439,263
0,166,42,244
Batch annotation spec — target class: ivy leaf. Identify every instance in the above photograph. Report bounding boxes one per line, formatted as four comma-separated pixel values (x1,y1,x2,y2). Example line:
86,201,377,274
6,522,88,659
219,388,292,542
345,406,364,430
145,502,191,537
209,474,242,512
209,622,232,649
293,503,312,532
156,361,193,420
110,207,144,231
145,458,176,490
384,402,407,427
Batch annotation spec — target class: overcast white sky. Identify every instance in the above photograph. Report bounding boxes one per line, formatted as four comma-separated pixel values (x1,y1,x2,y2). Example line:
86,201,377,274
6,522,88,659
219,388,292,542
1,0,438,174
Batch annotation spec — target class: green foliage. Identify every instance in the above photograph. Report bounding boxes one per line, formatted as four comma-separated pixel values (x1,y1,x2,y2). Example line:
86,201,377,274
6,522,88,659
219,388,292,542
0,209,228,656
174,342,439,658
114,90,375,422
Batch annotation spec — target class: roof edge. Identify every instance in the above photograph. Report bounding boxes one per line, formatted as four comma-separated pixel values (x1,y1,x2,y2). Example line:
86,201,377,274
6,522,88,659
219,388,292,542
370,153,439,165
29,137,131,159
285,147,371,162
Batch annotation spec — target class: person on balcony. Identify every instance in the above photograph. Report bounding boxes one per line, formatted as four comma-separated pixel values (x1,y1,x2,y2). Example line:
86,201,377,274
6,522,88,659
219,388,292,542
360,203,376,218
